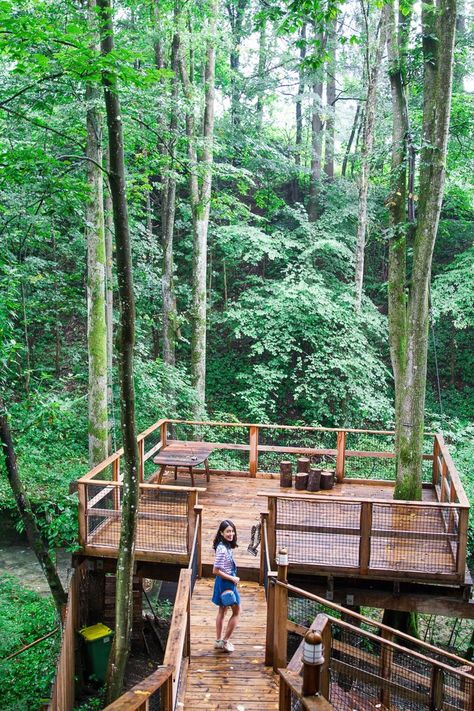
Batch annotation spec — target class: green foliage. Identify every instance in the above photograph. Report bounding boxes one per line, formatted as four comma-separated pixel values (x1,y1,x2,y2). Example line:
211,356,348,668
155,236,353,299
0,573,59,711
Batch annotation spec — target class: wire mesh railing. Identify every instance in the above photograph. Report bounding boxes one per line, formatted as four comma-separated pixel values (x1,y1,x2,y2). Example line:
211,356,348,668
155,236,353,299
281,583,474,711
268,493,464,581
80,481,196,559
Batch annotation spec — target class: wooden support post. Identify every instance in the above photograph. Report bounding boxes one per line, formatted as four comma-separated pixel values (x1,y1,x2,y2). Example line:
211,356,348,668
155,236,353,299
432,436,440,485
78,483,87,548
162,673,173,711
112,457,120,509
187,491,198,556
194,505,203,577
249,425,259,477
335,430,346,483
138,438,145,483
279,675,291,711
273,549,289,673
161,420,168,449
359,501,372,575
268,497,277,568
265,573,276,667
457,507,469,579
430,665,444,711
380,628,393,709
259,512,269,586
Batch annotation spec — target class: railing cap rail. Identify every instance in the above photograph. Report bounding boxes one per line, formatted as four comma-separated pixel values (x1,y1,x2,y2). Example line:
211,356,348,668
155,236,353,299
258,491,468,508
280,580,474,673
102,665,173,710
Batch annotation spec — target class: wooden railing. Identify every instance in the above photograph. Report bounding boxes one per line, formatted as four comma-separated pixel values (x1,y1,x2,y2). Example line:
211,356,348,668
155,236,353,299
262,491,468,583
104,512,201,711
49,564,87,711
269,556,474,711
103,666,173,711
76,419,469,581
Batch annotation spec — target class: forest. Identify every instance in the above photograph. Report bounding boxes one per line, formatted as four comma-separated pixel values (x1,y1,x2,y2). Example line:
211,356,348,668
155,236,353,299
0,0,473,707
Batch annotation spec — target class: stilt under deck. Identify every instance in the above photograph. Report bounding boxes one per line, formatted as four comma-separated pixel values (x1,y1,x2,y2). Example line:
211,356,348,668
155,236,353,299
183,578,279,710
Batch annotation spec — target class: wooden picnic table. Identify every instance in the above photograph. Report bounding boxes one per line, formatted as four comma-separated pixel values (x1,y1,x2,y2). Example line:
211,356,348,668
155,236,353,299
153,442,213,487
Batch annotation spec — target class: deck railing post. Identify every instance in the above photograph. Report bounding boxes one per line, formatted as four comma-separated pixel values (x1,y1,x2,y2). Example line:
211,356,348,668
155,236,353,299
359,501,372,576
249,425,259,477
194,505,203,578
78,482,87,548
162,673,173,711
138,438,145,483
112,456,120,510
265,573,277,667
335,430,346,483
268,497,277,568
380,628,393,709
161,420,168,449
187,491,198,556
273,549,289,673
432,435,440,486
259,512,269,586
457,507,469,579
430,665,444,711
279,675,291,711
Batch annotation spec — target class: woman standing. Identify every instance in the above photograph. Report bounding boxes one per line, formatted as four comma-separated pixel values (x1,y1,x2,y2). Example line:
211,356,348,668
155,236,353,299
212,519,241,652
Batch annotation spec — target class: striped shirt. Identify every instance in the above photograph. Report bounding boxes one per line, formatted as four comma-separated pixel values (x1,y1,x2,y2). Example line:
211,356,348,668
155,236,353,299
214,543,234,575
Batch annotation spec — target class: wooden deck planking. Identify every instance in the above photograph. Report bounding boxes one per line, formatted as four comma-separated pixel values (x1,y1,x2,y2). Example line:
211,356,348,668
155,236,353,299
183,577,279,710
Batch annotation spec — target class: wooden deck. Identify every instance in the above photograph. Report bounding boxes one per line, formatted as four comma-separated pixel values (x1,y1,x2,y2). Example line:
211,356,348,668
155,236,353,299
77,419,470,587
155,469,456,581
183,577,279,710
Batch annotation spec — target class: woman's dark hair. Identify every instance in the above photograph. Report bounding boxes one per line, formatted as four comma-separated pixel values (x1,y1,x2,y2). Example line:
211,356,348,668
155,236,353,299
213,519,238,550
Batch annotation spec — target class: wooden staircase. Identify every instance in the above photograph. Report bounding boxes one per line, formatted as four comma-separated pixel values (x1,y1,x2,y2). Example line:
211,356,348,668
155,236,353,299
183,578,279,710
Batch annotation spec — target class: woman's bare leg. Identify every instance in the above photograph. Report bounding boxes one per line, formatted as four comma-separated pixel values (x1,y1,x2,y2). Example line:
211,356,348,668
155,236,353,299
216,605,226,640
223,604,241,641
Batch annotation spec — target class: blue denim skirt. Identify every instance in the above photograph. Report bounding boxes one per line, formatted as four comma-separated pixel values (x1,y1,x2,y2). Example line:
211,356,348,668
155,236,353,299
212,573,241,607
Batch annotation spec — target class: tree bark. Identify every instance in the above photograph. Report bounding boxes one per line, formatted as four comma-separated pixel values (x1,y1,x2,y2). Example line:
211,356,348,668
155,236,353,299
104,152,114,453
308,30,325,222
0,410,67,616
354,8,387,311
161,19,180,367
323,18,337,180
86,0,108,467
387,0,456,499
226,0,250,131
341,103,361,177
97,0,140,702
295,23,307,167
255,10,267,129
180,0,218,414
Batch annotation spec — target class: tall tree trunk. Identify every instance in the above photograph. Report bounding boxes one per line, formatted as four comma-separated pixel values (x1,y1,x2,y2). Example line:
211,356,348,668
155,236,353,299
323,18,337,180
161,20,180,367
387,0,456,499
0,409,67,616
354,9,388,311
341,103,361,177
255,11,267,129
308,74,324,221
105,153,114,453
295,23,307,166
86,0,108,466
308,28,325,222
97,0,140,702
180,0,218,414
226,0,250,131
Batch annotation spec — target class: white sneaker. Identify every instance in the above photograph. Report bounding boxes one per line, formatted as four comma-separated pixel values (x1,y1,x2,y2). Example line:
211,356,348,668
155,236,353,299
222,640,234,652
214,639,224,649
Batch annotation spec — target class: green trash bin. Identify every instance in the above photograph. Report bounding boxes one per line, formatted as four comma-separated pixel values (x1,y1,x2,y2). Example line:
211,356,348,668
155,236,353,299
79,623,114,683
